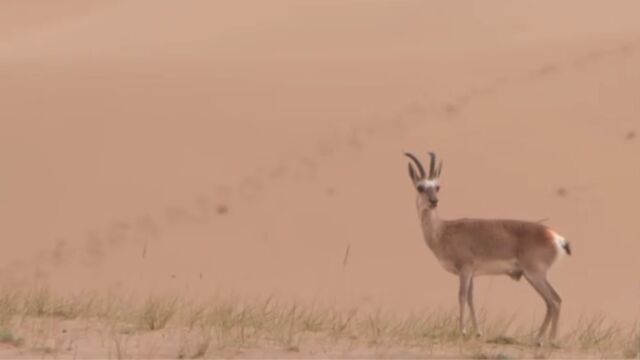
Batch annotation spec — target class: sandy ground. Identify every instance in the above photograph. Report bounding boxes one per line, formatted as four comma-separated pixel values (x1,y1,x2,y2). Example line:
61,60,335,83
1,0,640,357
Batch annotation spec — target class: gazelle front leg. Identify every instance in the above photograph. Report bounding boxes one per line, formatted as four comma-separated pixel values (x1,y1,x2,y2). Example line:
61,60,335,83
467,276,480,336
458,269,473,336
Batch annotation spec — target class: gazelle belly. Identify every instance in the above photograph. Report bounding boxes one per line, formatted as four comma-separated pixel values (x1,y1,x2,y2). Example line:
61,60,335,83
474,259,518,275
438,260,460,274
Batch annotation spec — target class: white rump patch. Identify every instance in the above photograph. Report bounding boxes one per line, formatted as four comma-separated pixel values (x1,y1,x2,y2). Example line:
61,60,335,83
549,230,568,261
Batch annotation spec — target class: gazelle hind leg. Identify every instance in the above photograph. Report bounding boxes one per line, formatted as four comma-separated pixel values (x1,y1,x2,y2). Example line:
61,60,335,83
523,271,560,345
545,279,562,342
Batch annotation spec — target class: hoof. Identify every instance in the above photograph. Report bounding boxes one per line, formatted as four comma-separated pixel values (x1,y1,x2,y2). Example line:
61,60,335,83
535,340,561,349
460,329,482,340
535,339,544,347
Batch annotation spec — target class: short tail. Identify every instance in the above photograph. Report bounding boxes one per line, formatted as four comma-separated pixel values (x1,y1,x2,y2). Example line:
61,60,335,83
549,229,571,257
562,241,572,255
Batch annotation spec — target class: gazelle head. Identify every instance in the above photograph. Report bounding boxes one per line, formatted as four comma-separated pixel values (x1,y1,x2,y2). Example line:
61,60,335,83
405,152,443,209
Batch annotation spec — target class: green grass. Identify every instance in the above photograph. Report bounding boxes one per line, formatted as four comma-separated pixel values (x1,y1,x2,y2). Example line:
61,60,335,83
0,328,23,347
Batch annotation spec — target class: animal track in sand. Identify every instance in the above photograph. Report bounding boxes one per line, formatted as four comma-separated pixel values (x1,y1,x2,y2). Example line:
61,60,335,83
165,202,213,226
49,239,68,267
529,64,561,79
84,231,105,262
106,221,132,246
572,42,636,69
15,38,639,286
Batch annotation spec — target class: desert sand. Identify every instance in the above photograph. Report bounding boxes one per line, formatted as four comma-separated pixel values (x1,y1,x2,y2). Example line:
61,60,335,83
1,1,640,358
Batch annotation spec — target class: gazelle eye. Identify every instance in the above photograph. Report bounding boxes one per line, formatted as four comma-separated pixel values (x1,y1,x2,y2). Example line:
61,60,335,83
436,185,441,191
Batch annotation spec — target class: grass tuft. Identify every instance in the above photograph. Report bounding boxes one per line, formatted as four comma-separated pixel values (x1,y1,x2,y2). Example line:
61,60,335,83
138,296,179,330
23,288,52,317
568,314,621,351
0,328,22,347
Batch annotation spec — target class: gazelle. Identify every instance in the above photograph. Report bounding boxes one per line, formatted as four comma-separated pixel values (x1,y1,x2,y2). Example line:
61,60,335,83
404,152,571,345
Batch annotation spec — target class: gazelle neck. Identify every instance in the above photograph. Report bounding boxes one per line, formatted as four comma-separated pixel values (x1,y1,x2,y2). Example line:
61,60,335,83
416,195,442,249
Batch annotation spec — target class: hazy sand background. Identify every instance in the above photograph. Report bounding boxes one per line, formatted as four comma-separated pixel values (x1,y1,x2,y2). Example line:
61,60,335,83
1,0,640,329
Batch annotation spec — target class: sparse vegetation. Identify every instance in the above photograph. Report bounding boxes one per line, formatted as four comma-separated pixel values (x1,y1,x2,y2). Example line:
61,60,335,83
138,296,179,330
622,322,640,359
0,288,636,358
0,328,22,347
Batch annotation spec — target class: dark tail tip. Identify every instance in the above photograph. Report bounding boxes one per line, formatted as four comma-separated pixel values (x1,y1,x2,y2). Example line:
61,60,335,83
563,242,572,255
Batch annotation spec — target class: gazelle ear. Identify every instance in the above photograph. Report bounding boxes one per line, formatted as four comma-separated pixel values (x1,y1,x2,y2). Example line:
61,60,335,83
408,163,419,184
436,161,443,178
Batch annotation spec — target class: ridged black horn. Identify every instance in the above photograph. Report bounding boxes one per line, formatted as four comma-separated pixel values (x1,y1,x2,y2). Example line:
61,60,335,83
436,160,443,177
404,152,425,179
428,152,437,178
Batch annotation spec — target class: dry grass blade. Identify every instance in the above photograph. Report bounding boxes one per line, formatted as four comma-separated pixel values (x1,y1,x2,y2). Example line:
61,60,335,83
0,288,636,358
138,296,179,330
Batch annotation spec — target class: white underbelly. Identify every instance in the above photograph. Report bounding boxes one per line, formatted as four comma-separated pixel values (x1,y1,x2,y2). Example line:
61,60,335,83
474,259,518,275
438,260,459,274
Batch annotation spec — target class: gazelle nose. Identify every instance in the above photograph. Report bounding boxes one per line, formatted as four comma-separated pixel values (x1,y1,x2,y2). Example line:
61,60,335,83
429,199,439,207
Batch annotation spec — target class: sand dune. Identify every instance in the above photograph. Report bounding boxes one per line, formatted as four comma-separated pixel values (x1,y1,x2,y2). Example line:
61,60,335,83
1,1,640,339
0,0,119,44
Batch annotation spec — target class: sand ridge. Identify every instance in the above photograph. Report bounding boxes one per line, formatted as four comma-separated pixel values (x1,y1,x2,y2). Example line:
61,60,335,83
1,0,640,342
